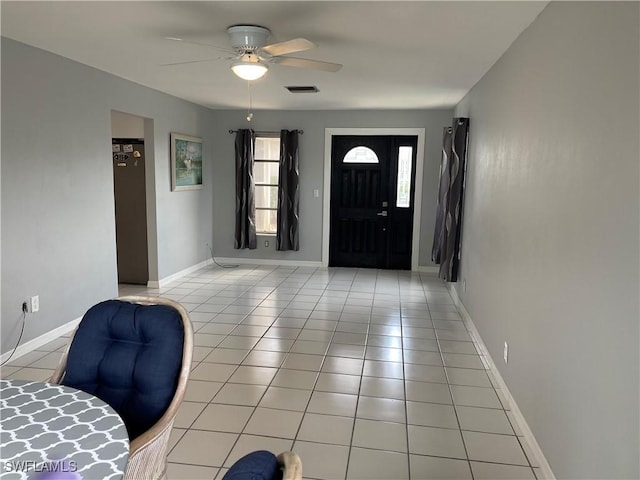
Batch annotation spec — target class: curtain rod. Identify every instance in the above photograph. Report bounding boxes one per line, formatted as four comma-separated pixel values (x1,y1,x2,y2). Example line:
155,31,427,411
228,129,303,135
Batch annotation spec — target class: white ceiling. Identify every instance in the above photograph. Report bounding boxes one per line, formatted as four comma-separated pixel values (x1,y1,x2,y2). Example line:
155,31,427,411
1,1,547,110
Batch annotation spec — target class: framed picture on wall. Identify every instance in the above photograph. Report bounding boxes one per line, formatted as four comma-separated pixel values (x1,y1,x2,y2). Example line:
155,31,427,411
171,132,203,191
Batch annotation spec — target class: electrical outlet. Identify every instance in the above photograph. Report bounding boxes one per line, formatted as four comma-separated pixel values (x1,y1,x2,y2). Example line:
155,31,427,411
462,279,467,293
264,240,269,248
503,341,509,364
31,295,40,313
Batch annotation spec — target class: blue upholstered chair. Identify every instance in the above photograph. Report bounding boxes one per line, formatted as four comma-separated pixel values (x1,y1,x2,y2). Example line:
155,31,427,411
51,296,193,480
224,450,302,480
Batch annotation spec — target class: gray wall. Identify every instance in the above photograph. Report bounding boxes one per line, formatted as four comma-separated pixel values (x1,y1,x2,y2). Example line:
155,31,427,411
111,111,145,138
1,38,216,352
208,109,452,265
454,3,639,478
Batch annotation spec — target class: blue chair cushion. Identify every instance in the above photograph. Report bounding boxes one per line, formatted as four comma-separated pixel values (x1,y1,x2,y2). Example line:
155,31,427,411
62,299,184,440
223,451,282,480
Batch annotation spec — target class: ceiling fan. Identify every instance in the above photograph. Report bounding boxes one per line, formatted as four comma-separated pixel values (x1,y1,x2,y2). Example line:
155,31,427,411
165,25,342,81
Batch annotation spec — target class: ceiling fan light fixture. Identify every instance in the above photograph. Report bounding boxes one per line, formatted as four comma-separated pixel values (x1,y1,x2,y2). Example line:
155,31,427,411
231,60,268,81
227,25,271,50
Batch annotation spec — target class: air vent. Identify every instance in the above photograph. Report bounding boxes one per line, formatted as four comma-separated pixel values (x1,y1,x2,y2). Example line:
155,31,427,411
285,86,319,93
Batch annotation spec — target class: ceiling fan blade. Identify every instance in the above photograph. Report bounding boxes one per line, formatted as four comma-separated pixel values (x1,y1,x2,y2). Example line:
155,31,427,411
273,56,342,72
160,57,223,67
261,38,316,56
165,36,235,54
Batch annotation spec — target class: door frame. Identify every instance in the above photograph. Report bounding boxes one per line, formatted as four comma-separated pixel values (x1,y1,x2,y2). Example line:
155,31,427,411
110,110,159,286
322,128,426,270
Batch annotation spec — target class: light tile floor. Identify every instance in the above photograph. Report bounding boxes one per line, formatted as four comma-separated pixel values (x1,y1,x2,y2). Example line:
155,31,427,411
2,265,541,480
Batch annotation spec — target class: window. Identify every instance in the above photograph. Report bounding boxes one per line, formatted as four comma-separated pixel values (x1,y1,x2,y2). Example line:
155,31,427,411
396,146,413,208
254,135,280,234
343,146,379,164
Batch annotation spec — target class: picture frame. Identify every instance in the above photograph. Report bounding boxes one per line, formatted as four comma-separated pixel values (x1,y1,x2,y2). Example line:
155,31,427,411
171,132,203,191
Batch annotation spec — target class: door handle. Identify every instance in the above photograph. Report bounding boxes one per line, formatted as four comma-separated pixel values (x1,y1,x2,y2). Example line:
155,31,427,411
377,211,388,217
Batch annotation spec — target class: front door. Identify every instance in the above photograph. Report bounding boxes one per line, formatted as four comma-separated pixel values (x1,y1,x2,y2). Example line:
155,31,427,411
329,135,418,269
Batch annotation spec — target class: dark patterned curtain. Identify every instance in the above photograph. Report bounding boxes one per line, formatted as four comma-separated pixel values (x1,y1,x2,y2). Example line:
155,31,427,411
433,118,469,282
432,126,453,264
234,129,257,249
276,130,300,251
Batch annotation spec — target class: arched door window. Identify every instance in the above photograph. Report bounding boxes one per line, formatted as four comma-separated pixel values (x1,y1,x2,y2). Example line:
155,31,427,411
343,146,379,164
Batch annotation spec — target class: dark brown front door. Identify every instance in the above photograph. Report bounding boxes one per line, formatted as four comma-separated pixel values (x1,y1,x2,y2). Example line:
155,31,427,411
329,135,417,269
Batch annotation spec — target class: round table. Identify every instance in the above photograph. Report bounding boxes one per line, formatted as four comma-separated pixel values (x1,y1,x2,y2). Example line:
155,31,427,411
0,379,129,480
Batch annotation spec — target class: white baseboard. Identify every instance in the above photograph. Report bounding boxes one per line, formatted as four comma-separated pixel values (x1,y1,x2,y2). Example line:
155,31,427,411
147,258,324,289
416,266,439,274
0,316,80,364
147,258,214,288
213,257,324,268
447,284,555,479
215,260,433,272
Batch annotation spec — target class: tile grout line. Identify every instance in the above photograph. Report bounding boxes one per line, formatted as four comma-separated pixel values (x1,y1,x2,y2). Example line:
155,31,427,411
217,266,317,470
286,267,339,449
329,268,362,480
399,270,414,480
174,266,296,467
168,269,277,460
423,272,476,480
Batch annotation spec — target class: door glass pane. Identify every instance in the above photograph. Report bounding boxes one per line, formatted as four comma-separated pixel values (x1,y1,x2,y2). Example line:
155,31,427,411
256,209,277,234
255,185,278,209
254,161,279,184
343,146,379,163
396,146,413,208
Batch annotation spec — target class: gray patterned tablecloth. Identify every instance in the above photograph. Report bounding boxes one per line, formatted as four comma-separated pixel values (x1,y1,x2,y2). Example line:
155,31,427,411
0,379,129,480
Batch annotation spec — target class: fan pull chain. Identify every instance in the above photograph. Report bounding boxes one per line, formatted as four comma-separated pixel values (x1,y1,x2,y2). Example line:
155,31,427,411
246,80,253,122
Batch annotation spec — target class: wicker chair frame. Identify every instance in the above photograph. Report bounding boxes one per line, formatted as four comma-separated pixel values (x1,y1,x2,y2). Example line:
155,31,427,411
50,296,194,480
277,451,303,480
